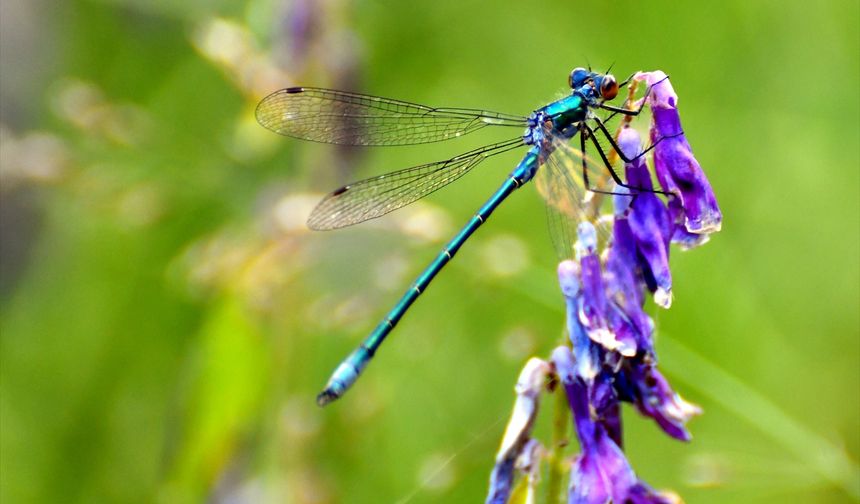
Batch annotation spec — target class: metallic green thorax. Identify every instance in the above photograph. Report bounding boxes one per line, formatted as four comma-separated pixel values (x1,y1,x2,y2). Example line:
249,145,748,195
543,94,587,131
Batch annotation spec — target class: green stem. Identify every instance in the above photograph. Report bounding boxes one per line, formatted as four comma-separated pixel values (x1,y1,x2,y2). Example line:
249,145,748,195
546,376,570,504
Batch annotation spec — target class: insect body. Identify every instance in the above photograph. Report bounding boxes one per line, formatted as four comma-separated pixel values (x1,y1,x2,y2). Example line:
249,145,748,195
256,68,658,405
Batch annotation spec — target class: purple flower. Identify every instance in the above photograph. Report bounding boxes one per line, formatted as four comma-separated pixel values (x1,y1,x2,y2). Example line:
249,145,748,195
617,126,674,308
552,346,677,504
667,196,712,250
616,358,702,441
575,224,636,356
570,428,677,504
486,69,719,504
558,261,603,380
557,222,699,502
605,208,643,308
635,71,722,238
604,213,656,355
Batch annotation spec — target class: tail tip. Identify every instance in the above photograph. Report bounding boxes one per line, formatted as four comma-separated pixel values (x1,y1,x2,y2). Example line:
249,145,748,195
316,388,340,407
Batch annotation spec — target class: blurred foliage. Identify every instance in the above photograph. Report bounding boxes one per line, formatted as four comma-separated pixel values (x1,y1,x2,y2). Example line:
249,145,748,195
1,0,858,503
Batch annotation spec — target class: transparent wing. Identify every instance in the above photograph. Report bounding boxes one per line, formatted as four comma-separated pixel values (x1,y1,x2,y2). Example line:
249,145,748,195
535,129,630,259
256,87,527,146
308,137,524,230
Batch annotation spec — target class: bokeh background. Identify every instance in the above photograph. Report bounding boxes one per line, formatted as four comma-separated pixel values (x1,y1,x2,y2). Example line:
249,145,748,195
1,0,858,503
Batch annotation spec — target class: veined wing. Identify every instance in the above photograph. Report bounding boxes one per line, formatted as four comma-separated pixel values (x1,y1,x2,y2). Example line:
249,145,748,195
308,137,524,230
256,87,527,146
535,129,630,259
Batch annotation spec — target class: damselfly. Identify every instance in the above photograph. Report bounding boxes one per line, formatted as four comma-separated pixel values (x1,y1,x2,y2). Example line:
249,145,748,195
256,68,667,406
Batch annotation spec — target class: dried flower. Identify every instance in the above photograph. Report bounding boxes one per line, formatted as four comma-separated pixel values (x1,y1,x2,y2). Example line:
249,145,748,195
485,358,550,504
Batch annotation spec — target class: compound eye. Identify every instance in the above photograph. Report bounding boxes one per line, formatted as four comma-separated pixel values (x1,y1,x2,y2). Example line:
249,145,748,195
600,75,618,100
569,67,589,88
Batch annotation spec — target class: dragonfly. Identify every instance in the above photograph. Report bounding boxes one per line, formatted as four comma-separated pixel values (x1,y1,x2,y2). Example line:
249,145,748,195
256,68,665,406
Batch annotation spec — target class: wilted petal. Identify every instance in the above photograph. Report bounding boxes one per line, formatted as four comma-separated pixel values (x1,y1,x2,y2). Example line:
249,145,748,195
605,216,655,354
515,439,544,502
555,349,625,453
625,484,683,504
592,370,624,447
485,357,551,504
558,261,602,380
635,70,722,236
485,458,515,504
553,346,596,441
607,301,653,358
576,223,626,353
668,196,711,250
607,308,639,358
569,440,618,504
617,127,674,308
616,359,702,441
606,215,644,308
570,426,675,504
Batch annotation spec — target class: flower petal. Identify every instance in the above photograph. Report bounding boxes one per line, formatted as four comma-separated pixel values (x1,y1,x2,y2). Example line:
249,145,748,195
635,71,722,236
485,358,551,504
570,425,676,504
576,223,628,353
558,261,602,380
617,358,702,441
617,127,674,307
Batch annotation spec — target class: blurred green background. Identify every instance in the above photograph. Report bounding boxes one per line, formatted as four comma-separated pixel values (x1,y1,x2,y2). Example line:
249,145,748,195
1,0,858,503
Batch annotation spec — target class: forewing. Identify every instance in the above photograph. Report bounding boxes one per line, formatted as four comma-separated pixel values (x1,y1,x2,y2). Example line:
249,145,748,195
256,87,526,146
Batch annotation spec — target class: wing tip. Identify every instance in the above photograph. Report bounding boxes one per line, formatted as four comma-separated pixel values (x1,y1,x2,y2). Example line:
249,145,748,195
255,87,305,130
306,217,338,231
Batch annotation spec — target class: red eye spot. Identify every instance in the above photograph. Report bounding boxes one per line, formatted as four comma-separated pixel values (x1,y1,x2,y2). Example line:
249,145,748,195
601,77,619,100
